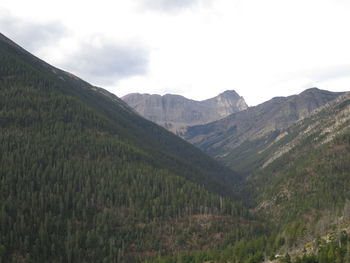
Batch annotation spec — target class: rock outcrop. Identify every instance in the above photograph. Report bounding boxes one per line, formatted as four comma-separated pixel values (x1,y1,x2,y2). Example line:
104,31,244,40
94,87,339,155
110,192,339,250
122,90,248,134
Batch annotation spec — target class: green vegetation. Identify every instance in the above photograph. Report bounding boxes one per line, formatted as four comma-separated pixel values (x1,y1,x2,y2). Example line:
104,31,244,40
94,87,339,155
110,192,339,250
0,34,248,262
143,235,271,263
143,219,350,263
0,32,349,263
292,230,350,263
251,130,350,225
143,93,350,262
220,130,282,176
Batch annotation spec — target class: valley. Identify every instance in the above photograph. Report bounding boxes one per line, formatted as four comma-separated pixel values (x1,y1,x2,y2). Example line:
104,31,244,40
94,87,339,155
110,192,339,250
0,32,350,263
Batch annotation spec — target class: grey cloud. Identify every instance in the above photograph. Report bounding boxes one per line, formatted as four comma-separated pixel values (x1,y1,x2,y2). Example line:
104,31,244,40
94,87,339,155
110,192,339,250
61,41,150,85
141,0,204,13
304,64,350,82
0,10,67,52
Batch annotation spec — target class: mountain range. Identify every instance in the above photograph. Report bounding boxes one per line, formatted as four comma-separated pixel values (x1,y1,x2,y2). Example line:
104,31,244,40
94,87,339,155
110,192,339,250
184,88,345,174
1,32,350,263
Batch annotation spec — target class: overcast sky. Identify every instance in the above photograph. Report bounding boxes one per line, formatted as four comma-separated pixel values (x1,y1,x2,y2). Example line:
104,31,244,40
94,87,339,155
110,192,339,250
1,0,350,105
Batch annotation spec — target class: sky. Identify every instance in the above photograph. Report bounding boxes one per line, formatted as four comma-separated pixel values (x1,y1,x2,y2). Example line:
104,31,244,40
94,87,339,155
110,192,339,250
1,0,350,106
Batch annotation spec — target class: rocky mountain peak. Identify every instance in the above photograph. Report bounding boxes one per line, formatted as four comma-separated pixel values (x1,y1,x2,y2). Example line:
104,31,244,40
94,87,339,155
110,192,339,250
218,90,240,98
122,90,248,134
300,87,321,94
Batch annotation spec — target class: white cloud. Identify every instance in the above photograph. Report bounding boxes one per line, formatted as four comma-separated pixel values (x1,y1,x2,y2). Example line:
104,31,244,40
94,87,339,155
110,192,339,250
0,9,67,52
138,0,213,13
141,0,199,12
1,0,350,105
59,37,150,85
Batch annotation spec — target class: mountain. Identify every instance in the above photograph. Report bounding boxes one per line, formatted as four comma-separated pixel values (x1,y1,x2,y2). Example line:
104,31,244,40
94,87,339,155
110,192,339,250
122,90,248,134
146,92,350,263
184,88,345,174
3,30,350,263
247,92,350,219
0,33,250,263
238,92,350,261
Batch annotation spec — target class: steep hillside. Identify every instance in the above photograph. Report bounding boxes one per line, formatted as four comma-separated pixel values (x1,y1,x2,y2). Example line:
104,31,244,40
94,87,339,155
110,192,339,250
184,88,344,174
122,90,247,134
144,93,350,263
0,33,247,263
231,92,350,262
248,92,350,222
2,30,349,263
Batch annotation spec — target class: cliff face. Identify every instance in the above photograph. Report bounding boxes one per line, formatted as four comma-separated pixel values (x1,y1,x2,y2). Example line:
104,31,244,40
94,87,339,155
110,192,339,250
122,90,248,134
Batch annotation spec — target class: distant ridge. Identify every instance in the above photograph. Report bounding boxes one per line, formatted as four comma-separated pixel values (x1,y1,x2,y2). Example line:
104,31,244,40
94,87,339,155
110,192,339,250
184,88,345,173
122,90,248,134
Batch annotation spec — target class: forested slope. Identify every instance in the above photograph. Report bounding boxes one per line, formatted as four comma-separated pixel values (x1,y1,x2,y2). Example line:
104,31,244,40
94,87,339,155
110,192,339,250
249,93,350,224
144,94,350,263
0,33,247,263
3,31,349,263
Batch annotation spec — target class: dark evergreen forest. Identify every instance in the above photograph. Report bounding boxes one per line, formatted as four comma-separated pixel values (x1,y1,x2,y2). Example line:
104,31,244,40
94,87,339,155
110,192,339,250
1,32,350,263
0,33,249,262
